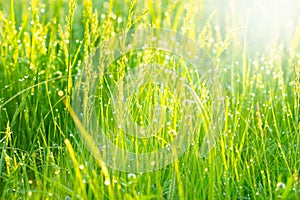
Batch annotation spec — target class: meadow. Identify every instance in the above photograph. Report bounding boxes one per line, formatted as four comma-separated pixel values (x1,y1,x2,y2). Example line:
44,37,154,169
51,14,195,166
0,0,299,199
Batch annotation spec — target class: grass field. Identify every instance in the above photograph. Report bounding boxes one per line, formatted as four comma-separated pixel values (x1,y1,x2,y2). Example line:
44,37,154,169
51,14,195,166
0,0,300,199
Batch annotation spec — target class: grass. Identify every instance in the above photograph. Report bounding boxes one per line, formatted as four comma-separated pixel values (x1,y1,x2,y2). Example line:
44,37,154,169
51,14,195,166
0,0,299,199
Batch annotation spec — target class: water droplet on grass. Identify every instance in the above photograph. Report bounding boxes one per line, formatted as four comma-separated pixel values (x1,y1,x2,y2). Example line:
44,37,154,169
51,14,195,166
58,90,64,97
65,196,72,200
104,179,110,185
117,17,122,23
276,182,286,190
128,173,136,179
79,165,84,170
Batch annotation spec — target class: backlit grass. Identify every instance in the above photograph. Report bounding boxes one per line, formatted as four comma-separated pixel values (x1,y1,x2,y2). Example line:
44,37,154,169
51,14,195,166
0,0,299,199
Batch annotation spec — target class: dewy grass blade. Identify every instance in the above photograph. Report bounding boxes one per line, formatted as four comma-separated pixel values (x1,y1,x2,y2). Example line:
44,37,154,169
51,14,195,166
0,0,299,199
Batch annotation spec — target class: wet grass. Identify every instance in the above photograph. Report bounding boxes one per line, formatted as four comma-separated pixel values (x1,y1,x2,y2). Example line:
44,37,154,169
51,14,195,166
0,0,299,199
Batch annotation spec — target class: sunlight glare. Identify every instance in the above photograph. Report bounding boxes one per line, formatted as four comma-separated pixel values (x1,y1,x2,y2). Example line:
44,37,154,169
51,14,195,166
246,0,300,43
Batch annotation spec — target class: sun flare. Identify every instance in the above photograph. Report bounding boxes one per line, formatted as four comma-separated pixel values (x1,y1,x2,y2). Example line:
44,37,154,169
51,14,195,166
246,0,300,43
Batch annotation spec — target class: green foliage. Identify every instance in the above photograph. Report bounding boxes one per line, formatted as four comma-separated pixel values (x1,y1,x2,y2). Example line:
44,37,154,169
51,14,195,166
0,0,299,199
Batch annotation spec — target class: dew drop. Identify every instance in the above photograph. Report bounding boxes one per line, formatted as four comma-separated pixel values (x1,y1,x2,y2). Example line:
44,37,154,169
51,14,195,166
58,90,64,97
79,165,84,170
104,179,110,185
128,173,136,179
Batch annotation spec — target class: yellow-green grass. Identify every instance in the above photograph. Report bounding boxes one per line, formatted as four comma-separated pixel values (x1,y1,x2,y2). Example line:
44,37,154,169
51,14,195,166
0,0,299,199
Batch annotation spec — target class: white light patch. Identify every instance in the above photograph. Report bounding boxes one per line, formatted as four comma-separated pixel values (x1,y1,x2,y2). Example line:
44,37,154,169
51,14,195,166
246,0,300,44
252,0,296,25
